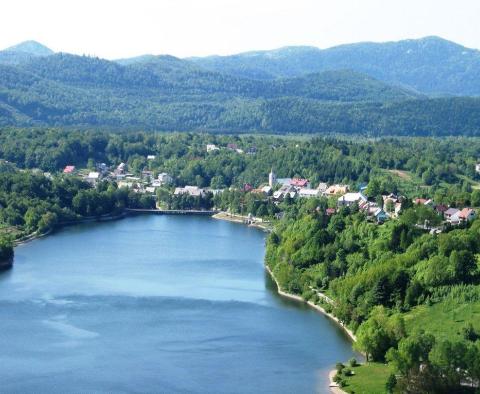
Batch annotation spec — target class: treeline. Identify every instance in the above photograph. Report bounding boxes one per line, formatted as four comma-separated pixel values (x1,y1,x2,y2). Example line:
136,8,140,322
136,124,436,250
1,129,480,198
0,164,154,241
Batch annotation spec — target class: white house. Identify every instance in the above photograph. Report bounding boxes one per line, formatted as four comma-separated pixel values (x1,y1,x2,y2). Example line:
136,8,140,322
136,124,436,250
317,182,328,193
206,144,219,152
145,186,156,194
147,155,156,160
157,173,173,185
86,172,100,185
298,188,320,198
476,163,480,174
174,186,204,197
338,192,368,207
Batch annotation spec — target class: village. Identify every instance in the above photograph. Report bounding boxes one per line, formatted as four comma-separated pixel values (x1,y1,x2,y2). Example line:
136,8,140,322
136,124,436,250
59,142,479,232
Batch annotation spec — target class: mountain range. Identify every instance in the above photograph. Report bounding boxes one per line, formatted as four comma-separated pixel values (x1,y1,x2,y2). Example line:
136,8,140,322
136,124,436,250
0,37,480,134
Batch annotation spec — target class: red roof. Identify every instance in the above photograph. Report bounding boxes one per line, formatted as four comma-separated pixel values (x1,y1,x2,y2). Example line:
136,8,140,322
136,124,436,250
63,165,75,174
243,183,253,192
414,198,428,205
435,204,448,213
326,208,336,215
459,208,474,219
291,178,309,187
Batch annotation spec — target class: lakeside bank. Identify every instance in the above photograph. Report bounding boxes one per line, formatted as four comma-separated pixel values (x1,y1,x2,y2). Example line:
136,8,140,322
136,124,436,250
212,211,272,232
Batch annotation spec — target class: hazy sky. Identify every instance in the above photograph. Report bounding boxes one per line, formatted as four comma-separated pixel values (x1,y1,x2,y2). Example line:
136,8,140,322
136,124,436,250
1,0,479,58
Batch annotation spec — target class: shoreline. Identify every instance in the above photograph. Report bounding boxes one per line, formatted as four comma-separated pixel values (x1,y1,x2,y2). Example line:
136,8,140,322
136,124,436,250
265,265,355,394
212,211,272,232
265,265,357,342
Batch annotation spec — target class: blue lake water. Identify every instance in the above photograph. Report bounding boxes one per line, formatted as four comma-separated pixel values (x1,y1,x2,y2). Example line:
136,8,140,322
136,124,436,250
0,215,358,393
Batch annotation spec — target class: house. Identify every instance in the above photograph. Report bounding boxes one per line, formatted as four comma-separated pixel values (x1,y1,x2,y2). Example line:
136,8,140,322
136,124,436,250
373,208,388,223
291,178,310,189
276,178,292,187
86,171,100,185
227,143,238,151
337,192,368,207
116,163,126,175
157,173,173,185
317,183,328,193
261,185,272,195
142,170,154,180
247,147,257,155
324,184,349,196
145,186,156,194
325,208,336,216
96,163,108,173
63,165,75,174
435,204,449,216
147,155,156,160
273,185,297,200
458,208,476,222
243,183,253,192
206,144,219,152
476,163,480,174
174,186,204,197
298,188,319,198
445,208,460,224
414,198,428,205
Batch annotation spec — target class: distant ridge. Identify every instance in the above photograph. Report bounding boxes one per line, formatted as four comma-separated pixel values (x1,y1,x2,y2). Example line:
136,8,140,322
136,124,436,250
188,36,480,96
0,36,479,134
4,40,54,56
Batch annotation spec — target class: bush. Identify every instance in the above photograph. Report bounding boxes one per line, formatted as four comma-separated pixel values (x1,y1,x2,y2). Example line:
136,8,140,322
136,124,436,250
348,357,358,367
342,367,353,376
335,362,345,373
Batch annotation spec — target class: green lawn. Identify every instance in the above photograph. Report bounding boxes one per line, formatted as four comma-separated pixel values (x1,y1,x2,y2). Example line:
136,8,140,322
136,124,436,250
403,299,480,341
342,363,394,394
380,169,428,197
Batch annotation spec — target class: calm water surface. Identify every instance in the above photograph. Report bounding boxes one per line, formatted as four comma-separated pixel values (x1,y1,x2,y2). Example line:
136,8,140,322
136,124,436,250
0,215,358,393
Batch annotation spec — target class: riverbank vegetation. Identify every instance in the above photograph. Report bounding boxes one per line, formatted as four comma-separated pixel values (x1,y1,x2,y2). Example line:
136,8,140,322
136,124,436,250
266,198,480,392
0,160,154,253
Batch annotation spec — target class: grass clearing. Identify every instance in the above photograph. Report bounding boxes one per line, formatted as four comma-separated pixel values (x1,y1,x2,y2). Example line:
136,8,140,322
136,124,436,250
342,362,394,394
403,299,480,341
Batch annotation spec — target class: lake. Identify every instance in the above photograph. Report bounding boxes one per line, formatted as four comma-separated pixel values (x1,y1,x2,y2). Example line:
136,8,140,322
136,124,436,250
0,215,358,393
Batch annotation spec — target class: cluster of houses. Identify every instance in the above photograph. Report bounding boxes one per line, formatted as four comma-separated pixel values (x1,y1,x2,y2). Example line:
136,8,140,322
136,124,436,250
61,162,477,228
413,198,476,226
206,143,257,155
62,161,174,195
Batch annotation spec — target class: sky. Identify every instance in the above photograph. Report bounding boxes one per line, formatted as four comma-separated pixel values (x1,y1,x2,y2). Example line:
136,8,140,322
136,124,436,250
0,0,479,59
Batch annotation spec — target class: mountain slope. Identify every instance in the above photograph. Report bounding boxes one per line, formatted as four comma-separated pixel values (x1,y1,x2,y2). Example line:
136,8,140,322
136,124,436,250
0,42,477,134
189,36,480,95
0,40,54,65
4,40,54,56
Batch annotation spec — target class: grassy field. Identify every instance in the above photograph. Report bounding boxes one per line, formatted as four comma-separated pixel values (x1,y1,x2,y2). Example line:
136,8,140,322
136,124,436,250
403,299,480,341
381,169,429,197
342,362,394,394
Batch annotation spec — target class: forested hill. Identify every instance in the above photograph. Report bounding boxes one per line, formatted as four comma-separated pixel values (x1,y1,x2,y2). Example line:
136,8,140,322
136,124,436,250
189,36,480,96
1,38,480,134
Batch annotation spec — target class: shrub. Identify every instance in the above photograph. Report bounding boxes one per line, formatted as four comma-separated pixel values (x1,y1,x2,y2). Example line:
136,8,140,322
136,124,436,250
348,357,358,367
342,367,353,376
335,362,345,373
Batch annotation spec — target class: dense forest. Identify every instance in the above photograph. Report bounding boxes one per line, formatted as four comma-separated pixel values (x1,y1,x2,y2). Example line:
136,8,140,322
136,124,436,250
2,40,480,134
